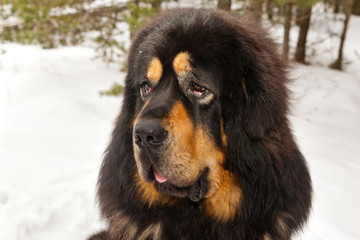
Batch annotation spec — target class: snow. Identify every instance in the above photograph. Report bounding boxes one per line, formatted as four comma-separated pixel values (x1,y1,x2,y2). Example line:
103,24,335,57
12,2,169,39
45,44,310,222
0,44,124,239
1,10,360,240
290,66,360,240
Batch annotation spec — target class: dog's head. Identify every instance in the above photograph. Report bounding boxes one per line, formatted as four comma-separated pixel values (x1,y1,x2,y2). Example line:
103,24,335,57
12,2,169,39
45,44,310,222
96,10,312,238
116,9,289,222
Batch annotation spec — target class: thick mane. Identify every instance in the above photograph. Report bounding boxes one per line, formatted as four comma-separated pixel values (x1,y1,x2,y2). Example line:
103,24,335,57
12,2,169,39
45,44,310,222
90,8,312,240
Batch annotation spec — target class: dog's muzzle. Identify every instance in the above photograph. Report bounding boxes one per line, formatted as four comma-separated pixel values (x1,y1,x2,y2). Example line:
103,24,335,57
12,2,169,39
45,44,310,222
133,119,208,202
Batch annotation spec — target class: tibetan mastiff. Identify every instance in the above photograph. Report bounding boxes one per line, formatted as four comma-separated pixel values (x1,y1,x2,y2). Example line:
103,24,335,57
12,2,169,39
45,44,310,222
89,8,312,240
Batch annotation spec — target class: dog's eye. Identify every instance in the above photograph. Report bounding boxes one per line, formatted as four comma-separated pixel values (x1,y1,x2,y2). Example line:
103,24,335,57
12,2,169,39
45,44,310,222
141,82,152,95
190,81,206,96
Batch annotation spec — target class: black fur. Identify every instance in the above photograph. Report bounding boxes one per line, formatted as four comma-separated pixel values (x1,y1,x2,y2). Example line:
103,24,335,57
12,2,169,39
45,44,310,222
89,8,312,240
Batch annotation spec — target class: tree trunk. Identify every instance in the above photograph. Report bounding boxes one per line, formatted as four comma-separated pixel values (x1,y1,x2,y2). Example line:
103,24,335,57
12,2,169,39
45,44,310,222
283,0,293,60
248,0,263,22
352,0,360,15
295,6,300,25
217,0,232,11
324,0,328,12
334,0,341,13
294,5,312,63
266,0,273,21
330,0,354,70
255,0,263,22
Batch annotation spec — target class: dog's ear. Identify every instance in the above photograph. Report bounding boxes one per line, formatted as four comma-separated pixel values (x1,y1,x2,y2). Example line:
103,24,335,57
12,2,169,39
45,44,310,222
221,30,289,141
241,65,288,140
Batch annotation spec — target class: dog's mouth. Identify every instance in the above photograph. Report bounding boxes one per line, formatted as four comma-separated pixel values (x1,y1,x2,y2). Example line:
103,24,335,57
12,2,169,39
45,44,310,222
147,165,208,202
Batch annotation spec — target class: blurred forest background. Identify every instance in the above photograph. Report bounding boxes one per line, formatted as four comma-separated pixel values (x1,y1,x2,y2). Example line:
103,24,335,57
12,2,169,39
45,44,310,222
1,0,359,94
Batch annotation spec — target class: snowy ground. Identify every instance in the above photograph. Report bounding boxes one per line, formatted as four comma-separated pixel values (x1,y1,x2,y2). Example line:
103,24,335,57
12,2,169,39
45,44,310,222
0,44,123,239
1,11,360,240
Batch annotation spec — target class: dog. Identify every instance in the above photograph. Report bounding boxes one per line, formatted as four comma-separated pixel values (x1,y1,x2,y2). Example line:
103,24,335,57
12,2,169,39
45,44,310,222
89,8,312,240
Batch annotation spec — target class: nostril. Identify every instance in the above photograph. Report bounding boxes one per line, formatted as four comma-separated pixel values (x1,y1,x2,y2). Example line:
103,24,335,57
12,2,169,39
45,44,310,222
147,136,155,144
146,132,167,145
134,135,142,144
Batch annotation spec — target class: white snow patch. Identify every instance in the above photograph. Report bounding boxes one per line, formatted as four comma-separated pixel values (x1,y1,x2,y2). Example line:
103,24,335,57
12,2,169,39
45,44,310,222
0,43,124,240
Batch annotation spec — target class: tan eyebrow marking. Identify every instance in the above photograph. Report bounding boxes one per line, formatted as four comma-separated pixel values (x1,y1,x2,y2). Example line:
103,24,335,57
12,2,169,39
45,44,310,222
173,52,192,76
146,57,163,84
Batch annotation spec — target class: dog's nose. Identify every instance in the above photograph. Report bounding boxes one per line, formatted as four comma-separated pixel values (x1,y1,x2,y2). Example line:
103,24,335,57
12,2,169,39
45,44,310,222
134,120,167,148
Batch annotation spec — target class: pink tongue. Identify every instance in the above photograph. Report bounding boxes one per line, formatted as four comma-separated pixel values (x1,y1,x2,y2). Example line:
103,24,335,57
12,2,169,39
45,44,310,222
153,167,168,183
